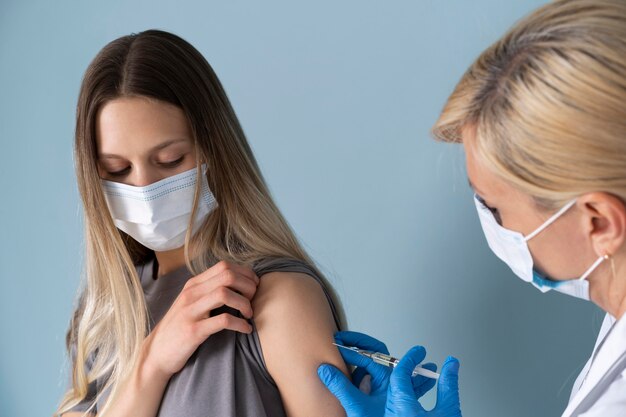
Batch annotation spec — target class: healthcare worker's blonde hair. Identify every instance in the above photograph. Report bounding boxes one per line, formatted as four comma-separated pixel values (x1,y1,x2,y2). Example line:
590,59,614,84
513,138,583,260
432,0,626,209
55,29,344,416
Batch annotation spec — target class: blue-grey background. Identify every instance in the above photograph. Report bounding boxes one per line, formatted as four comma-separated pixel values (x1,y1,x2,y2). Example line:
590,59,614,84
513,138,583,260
0,1,605,416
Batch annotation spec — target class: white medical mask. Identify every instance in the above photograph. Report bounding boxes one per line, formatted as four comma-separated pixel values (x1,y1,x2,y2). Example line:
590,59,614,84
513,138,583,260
101,164,217,251
473,193,607,300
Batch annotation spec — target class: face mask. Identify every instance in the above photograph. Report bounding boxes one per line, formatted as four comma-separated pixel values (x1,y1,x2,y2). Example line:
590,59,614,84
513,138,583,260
101,164,217,251
473,193,607,300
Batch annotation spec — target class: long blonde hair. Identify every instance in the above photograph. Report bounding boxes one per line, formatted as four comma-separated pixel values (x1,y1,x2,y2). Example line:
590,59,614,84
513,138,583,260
432,0,626,210
56,29,344,416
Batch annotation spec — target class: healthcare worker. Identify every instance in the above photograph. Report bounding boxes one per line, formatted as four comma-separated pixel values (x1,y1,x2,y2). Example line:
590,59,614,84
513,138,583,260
317,0,626,416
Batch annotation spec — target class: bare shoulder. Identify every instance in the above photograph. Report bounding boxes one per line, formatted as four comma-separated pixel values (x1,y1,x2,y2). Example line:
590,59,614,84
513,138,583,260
252,271,347,417
252,271,340,369
253,271,334,320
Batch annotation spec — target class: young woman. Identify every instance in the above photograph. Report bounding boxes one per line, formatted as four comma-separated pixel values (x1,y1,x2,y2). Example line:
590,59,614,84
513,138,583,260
55,29,348,417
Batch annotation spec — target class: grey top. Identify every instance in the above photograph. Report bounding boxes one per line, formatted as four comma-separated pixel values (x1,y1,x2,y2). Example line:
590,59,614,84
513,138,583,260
65,257,340,416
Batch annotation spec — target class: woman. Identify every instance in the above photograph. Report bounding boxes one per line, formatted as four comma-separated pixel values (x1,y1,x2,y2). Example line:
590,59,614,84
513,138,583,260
318,0,626,416
55,29,349,417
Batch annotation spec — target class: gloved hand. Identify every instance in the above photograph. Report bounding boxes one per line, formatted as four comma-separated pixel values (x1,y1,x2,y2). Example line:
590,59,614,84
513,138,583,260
318,331,439,417
318,331,391,417
385,346,462,417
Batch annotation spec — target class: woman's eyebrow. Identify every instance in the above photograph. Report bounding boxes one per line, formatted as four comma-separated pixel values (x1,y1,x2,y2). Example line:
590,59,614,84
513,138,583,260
99,138,189,159
151,138,189,152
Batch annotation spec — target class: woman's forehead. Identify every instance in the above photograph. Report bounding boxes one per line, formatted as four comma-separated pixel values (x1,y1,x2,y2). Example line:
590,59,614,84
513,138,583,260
462,130,514,202
96,97,192,156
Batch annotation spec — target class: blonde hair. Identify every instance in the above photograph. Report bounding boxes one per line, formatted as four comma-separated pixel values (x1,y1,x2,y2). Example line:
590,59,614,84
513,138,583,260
432,0,626,210
56,30,344,416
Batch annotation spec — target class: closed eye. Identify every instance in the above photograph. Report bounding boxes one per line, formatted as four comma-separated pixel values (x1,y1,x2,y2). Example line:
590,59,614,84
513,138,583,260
107,166,130,177
159,156,185,168
476,194,502,224
476,194,490,209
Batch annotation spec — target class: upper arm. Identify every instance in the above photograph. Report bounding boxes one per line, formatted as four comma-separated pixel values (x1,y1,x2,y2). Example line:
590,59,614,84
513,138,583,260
62,413,96,417
253,272,349,417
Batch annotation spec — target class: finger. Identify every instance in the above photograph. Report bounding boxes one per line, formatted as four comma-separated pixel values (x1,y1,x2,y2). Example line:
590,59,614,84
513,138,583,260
190,287,253,319
412,362,437,399
335,331,390,354
189,261,259,289
197,312,253,337
191,270,258,301
333,331,391,387
390,345,427,395
317,364,364,411
435,356,461,411
334,342,374,368
211,260,259,284
334,344,391,390
215,270,258,299
387,346,428,414
358,374,372,394
351,366,369,388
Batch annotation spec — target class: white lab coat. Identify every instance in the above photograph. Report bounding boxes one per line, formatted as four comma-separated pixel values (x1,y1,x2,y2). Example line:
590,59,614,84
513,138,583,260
562,312,626,416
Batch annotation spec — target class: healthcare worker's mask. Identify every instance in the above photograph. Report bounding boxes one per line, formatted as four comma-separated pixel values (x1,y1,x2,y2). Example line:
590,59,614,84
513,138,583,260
474,193,608,301
101,164,217,251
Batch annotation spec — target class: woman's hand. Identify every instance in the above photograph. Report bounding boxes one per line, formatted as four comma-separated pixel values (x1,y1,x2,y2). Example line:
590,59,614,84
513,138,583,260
142,260,259,378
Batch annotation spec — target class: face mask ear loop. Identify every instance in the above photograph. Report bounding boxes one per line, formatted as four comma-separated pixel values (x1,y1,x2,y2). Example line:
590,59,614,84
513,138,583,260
524,199,578,242
578,253,610,281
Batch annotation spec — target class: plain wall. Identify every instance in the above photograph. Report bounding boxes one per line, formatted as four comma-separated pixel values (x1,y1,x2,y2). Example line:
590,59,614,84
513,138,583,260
0,1,604,416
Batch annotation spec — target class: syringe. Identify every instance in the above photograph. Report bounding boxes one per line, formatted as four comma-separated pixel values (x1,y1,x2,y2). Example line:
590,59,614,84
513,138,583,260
333,343,440,380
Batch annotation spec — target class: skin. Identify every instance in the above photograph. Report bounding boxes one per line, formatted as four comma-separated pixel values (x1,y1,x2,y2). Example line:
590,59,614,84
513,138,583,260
463,125,626,319
64,96,348,416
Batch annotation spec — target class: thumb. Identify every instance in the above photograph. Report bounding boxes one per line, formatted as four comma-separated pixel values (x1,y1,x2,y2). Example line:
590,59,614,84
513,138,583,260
390,345,427,396
318,363,363,409
435,356,461,411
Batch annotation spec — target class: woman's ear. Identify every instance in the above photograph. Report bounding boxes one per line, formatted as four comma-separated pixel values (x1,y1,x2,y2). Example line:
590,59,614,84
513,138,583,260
578,192,626,257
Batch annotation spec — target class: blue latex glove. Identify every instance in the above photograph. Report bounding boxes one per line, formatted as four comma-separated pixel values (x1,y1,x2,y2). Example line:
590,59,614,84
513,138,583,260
385,346,462,417
318,331,439,417
318,331,391,417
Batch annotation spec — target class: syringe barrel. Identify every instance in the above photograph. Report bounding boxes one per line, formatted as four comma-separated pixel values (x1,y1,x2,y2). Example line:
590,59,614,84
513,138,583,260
370,352,401,367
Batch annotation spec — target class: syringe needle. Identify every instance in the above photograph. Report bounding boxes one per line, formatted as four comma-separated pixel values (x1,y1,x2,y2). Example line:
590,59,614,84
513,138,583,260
332,342,361,353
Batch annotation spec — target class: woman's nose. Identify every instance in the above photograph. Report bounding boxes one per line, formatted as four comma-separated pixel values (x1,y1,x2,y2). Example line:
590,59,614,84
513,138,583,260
130,167,162,187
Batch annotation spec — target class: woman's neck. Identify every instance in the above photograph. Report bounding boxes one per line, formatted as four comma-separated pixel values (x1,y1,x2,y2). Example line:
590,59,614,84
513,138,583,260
612,285,626,320
154,246,186,278
596,254,626,320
